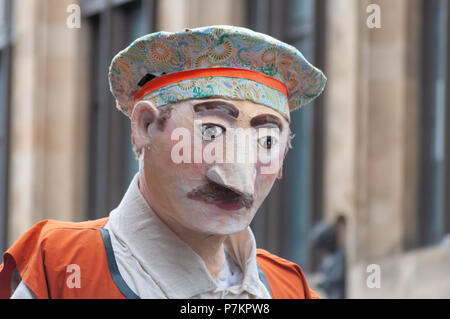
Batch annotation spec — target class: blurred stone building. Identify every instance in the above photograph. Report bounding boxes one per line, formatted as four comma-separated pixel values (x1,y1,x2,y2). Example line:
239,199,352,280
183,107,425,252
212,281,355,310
0,0,449,298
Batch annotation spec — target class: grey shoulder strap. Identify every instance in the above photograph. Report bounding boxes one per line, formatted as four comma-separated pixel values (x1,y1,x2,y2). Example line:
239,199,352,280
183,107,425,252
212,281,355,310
256,263,272,298
99,227,140,299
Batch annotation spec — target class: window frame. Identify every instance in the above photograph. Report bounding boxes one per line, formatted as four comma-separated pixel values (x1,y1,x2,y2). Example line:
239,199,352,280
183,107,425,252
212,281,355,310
0,0,12,254
419,0,450,246
82,0,156,219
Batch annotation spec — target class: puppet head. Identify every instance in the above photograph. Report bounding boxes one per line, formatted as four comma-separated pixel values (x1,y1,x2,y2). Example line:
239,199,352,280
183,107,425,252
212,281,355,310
109,26,326,235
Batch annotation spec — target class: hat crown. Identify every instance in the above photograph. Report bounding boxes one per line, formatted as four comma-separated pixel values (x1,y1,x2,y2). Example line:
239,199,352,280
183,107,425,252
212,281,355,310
109,25,326,117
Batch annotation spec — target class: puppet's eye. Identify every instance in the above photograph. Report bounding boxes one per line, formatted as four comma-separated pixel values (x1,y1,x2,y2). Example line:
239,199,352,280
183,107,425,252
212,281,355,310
258,136,278,149
201,124,224,141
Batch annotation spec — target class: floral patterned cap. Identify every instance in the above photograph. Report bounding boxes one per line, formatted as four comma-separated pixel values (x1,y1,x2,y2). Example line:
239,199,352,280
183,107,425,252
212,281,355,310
109,25,327,121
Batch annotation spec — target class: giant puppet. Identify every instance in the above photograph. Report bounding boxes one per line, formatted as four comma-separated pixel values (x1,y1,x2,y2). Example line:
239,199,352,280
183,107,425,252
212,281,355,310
0,26,326,299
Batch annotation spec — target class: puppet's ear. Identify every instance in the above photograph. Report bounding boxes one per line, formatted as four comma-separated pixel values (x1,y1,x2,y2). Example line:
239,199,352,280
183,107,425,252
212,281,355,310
131,100,159,150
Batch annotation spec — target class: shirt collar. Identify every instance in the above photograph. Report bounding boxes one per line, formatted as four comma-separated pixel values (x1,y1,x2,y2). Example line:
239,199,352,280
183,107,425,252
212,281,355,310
107,173,269,299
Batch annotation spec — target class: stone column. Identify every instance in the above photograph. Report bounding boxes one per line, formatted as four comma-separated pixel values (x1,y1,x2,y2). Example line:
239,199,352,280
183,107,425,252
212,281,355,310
322,0,360,264
7,0,88,245
157,0,245,31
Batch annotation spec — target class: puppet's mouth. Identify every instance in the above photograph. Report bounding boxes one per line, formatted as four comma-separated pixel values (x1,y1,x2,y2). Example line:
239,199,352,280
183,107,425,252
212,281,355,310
187,182,254,210
212,202,244,211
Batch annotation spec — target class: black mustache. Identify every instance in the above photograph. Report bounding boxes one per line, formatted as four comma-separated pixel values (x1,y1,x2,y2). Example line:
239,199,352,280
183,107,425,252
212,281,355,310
187,182,254,209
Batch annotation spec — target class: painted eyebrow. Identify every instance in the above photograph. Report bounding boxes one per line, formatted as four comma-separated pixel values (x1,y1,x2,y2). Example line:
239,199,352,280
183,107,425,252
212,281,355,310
250,114,283,131
193,101,240,119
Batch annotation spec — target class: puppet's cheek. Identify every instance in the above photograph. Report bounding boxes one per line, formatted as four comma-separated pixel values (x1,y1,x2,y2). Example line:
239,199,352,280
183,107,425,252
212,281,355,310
255,146,283,176
254,148,285,195
254,171,276,200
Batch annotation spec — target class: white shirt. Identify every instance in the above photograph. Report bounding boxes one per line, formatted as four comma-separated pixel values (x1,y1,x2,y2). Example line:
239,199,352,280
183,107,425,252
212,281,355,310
11,174,271,299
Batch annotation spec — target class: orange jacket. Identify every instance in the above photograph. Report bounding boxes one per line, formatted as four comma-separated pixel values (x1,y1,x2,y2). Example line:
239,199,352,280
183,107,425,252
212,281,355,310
0,218,319,299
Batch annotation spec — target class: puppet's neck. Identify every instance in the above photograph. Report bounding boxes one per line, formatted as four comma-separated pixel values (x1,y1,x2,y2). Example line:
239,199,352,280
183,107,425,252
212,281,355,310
166,221,227,279
137,173,227,279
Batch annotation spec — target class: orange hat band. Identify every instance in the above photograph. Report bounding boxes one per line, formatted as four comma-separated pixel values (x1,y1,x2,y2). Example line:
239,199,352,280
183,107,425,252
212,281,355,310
133,67,289,103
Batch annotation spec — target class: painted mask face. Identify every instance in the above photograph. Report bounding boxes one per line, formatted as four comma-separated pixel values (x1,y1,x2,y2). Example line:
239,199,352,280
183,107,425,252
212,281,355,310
133,97,290,236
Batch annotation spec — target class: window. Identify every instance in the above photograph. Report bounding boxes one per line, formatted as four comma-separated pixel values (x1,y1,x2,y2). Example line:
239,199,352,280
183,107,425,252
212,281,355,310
246,0,326,270
419,0,450,246
82,0,156,219
0,0,12,254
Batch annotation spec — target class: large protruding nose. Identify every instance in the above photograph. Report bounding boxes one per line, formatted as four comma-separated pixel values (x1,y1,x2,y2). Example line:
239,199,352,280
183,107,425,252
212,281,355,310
206,163,256,197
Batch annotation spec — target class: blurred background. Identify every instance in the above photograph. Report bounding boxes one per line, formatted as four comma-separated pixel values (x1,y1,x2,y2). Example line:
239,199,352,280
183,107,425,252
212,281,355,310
0,0,449,298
